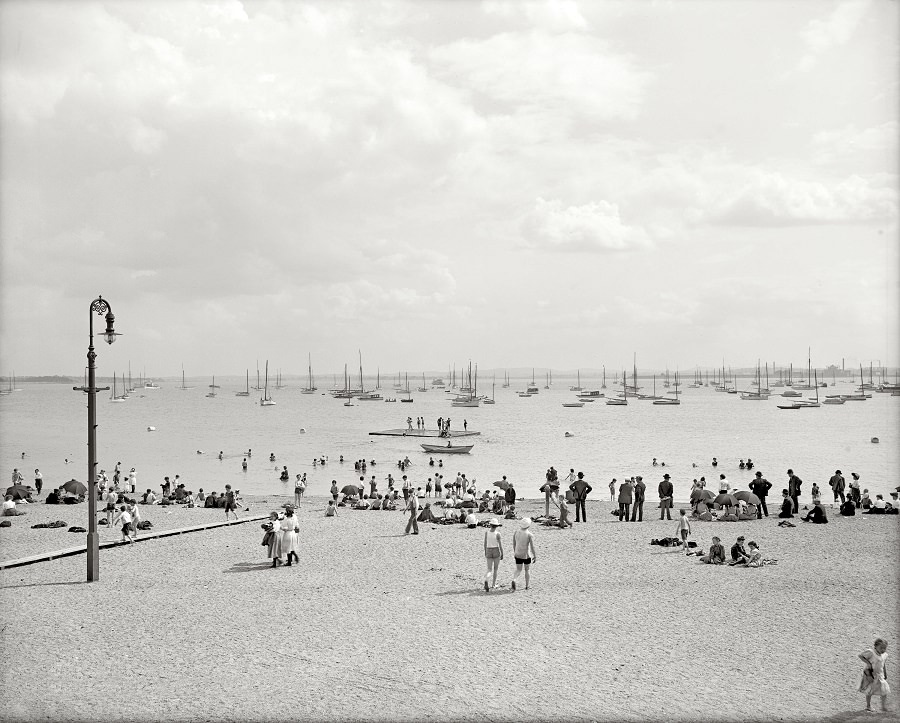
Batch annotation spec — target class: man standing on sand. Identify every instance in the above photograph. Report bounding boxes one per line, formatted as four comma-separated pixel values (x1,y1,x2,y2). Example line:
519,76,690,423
787,469,803,513
404,490,420,535
617,477,633,522
569,472,592,523
829,470,846,506
630,476,645,522
658,473,674,520
749,471,772,518
511,518,537,591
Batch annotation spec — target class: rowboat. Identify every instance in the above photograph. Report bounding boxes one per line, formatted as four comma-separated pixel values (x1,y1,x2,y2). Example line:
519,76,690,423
562,402,584,407
421,443,473,454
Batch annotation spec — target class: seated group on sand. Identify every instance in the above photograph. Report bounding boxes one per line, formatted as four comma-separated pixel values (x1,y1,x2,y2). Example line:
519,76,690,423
690,535,776,567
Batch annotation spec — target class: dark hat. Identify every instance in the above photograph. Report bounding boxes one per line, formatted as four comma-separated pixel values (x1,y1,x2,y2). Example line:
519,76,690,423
663,473,670,478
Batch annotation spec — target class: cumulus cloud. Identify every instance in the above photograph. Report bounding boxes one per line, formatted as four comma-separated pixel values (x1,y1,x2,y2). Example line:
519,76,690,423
710,171,897,226
521,197,650,252
430,30,651,124
795,0,872,72
811,122,898,166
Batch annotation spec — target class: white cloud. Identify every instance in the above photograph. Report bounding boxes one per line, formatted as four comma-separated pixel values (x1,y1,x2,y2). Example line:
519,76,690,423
483,1,588,33
795,0,872,72
710,170,897,226
521,197,650,252
430,30,651,123
811,122,899,165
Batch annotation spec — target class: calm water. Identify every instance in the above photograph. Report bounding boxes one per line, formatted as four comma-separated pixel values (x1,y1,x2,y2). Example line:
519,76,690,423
1,378,897,503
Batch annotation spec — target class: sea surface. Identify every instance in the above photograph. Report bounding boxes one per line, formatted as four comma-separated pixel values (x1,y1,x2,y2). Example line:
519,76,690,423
1,377,897,503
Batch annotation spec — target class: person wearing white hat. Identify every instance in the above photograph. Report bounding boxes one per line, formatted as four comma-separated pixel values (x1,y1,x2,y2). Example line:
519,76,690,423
511,518,537,591
482,519,504,592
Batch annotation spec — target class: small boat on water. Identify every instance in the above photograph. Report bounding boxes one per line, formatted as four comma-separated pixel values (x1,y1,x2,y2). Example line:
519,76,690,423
421,443,473,454
562,402,584,408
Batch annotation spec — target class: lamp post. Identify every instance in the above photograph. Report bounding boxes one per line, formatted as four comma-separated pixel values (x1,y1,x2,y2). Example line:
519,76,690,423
73,296,119,582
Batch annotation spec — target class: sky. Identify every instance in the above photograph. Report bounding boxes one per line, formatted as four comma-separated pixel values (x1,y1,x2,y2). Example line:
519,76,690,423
1,0,897,378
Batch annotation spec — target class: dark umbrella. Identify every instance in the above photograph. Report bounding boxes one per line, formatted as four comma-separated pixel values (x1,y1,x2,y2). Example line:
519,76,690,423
714,493,738,507
493,480,511,491
340,484,360,497
690,488,706,502
62,479,87,496
5,484,32,501
734,490,761,505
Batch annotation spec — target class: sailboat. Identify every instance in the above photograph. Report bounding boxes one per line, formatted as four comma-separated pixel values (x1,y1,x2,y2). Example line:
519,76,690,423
110,372,126,402
355,352,382,400
260,361,276,406
275,370,285,390
451,362,480,407
401,372,413,402
741,361,769,400
526,368,539,394
544,371,550,390
179,365,195,390
654,372,681,404
502,371,510,389
601,365,607,389
206,376,218,398
301,355,316,393
483,376,496,405
606,371,628,405
252,362,263,390
569,370,583,392
236,370,251,397
417,372,428,393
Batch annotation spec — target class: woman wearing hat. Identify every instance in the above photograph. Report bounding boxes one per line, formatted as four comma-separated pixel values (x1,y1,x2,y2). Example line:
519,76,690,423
482,519,504,592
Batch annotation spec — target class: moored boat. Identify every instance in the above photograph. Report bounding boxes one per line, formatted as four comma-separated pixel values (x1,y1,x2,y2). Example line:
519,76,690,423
421,443,473,454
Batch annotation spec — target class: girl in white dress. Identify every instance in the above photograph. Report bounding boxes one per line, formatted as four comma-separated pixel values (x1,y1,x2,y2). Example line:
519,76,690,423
859,638,891,713
279,507,300,566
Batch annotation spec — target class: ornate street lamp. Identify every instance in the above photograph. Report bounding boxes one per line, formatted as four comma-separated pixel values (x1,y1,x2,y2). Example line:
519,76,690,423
73,296,120,582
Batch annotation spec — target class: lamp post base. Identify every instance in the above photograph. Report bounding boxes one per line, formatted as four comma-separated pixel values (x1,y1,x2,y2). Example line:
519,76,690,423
86,531,100,582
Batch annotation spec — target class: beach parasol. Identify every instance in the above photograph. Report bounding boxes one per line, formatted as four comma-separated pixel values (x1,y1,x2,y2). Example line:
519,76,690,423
493,480,511,491
714,493,738,507
5,484,32,501
691,488,716,502
62,479,87,496
340,484,361,497
733,491,760,506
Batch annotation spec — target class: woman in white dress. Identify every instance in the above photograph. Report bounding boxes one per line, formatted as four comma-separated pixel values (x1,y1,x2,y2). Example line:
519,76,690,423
279,507,300,567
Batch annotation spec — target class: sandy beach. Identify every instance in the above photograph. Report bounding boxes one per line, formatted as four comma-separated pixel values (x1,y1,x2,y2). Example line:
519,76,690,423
0,494,897,722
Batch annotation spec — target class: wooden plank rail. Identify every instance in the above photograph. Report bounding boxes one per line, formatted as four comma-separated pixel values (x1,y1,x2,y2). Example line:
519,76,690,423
0,514,269,571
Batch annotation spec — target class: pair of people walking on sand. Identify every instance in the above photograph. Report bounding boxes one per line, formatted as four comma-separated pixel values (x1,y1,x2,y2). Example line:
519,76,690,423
482,518,537,592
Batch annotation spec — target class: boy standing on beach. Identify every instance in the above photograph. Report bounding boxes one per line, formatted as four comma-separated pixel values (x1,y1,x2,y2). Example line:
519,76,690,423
224,485,238,521
511,518,537,591
675,509,691,554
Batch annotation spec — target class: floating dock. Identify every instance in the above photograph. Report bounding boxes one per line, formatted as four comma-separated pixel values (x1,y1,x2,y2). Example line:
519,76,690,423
368,429,481,438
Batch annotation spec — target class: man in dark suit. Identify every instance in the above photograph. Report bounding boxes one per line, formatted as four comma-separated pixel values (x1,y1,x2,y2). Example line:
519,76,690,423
787,469,802,513
658,474,674,520
630,476,646,522
749,471,772,518
568,472,592,523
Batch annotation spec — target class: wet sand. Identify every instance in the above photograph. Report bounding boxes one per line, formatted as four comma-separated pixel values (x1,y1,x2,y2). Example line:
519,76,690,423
0,496,897,722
